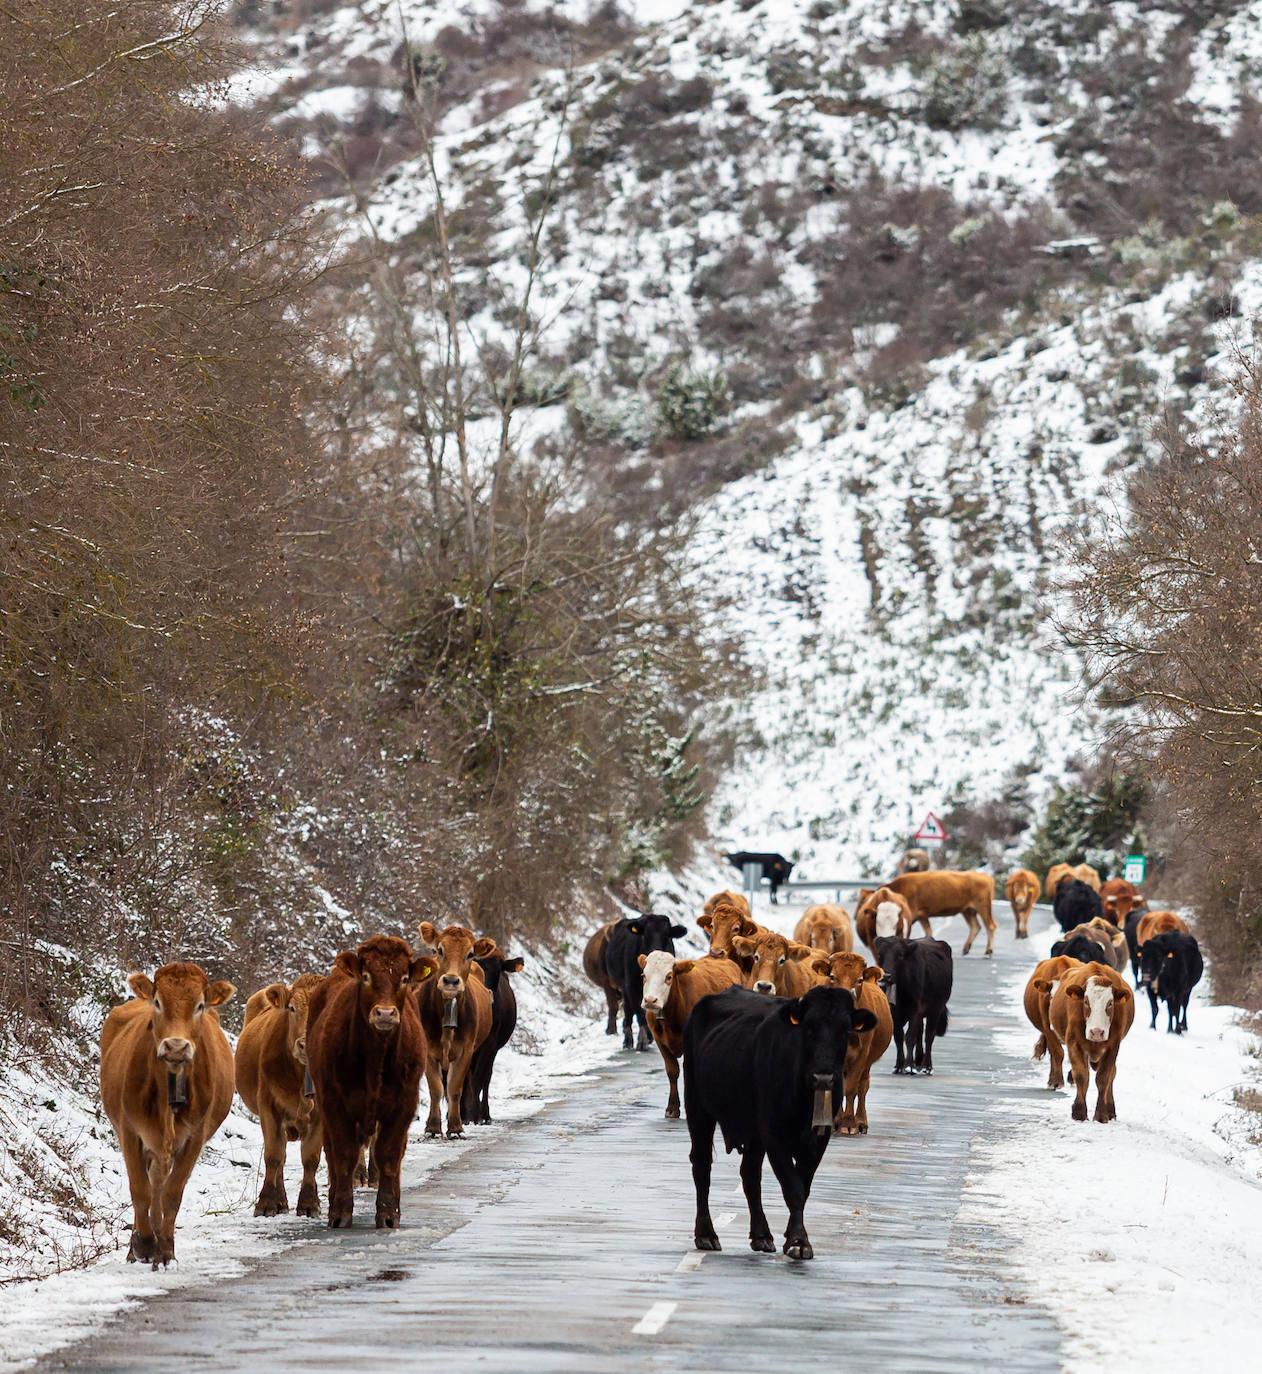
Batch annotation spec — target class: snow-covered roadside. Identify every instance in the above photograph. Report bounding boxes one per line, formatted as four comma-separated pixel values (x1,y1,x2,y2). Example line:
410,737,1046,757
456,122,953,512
959,918,1262,1371
0,935,631,1373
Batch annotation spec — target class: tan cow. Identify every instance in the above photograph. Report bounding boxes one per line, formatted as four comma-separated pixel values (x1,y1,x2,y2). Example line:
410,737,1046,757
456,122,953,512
235,973,324,1218
732,930,826,999
698,892,762,962
793,903,853,954
887,869,997,957
415,922,494,1138
897,848,931,874
582,920,621,1034
1135,909,1190,950
99,962,235,1267
820,953,893,1136
1099,878,1139,923
1050,962,1134,1122
639,951,742,1118
1005,868,1040,940
854,886,917,954
1046,861,1100,898
1023,955,1082,1089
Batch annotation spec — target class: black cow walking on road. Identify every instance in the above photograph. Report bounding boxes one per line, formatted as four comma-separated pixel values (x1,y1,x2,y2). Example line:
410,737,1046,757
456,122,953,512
873,935,953,1074
604,914,687,1051
1138,931,1203,1033
461,947,524,1124
682,984,875,1261
723,851,795,903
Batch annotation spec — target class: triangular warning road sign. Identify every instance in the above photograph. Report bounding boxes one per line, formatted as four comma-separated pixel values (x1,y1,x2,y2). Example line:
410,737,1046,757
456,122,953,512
914,812,947,843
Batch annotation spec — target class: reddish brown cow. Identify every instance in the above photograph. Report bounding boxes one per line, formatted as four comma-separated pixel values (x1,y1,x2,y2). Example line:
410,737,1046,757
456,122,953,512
820,953,893,1136
99,962,235,1267
854,886,916,954
415,922,494,1138
582,921,621,1034
1023,955,1082,1089
639,951,742,1118
888,869,997,957
235,973,324,1218
1099,878,1139,923
697,893,763,961
1050,962,1134,1122
792,904,853,954
1005,868,1041,940
1135,909,1190,950
306,936,433,1228
732,930,827,999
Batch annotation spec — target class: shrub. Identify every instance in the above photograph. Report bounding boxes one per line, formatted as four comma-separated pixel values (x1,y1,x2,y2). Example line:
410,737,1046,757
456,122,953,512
920,34,1011,132
656,362,732,440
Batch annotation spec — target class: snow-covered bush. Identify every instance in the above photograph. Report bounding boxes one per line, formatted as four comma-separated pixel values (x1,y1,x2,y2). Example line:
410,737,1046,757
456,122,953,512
920,35,1011,132
656,362,732,440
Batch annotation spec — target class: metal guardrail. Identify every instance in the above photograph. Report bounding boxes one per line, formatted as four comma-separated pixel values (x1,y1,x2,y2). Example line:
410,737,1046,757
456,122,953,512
741,868,1057,915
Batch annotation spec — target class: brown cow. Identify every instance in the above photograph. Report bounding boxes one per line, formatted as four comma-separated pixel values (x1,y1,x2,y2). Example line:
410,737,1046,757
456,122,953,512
897,848,931,874
306,936,433,1228
582,920,621,1034
1023,955,1083,1089
99,962,235,1267
1135,909,1190,950
792,903,853,954
1056,922,1124,972
820,953,893,1136
1005,868,1040,940
1099,878,1138,921
854,886,917,954
732,930,826,998
1048,861,1100,897
697,893,762,961
639,951,742,1118
235,973,324,1218
887,869,997,957
1050,962,1134,1122
415,922,494,1139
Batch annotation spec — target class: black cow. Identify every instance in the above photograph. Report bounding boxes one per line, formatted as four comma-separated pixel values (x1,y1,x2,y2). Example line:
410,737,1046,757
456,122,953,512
873,935,953,1075
604,915,687,1050
683,985,876,1261
1138,931,1203,1034
1051,934,1109,965
1053,878,1103,934
723,851,795,904
461,949,524,1125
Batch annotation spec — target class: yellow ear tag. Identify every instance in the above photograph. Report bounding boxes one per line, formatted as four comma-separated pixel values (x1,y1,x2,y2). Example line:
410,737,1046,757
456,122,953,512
789,1013,800,1025
421,967,434,979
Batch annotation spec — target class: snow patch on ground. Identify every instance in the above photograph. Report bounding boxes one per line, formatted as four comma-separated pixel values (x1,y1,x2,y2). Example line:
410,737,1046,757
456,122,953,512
960,918,1262,1371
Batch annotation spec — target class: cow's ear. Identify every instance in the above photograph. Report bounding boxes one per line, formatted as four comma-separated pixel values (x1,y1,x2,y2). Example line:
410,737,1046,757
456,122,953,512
675,959,696,975
850,1007,878,1034
1065,985,1086,1000
333,951,358,979
1114,987,1131,1003
810,957,832,979
418,921,440,948
787,943,813,962
504,957,524,973
671,923,687,939
263,982,287,1011
1032,979,1051,994
128,972,155,1001
637,953,648,970
862,967,883,983
779,998,806,1027
472,936,497,958
697,913,713,933
731,936,754,958
627,921,641,936
208,980,236,1007
737,916,758,936
411,956,438,983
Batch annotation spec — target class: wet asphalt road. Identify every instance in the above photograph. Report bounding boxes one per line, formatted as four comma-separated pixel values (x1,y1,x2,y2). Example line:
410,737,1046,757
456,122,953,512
42,912,1063,1373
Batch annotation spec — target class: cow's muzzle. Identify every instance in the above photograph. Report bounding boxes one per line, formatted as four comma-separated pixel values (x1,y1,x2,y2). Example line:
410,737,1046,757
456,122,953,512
641,996,660,1011
157,1038,194,1066
370,1005,400,1032
753,980,775,995
1087,1027,1107,1042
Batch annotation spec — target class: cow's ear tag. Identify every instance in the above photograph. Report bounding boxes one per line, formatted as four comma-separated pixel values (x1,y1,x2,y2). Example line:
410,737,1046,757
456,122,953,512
421,966,433,979
789,1013,800,1026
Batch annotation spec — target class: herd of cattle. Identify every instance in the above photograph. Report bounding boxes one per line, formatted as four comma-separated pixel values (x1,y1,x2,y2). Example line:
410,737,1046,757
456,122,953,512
98,924,524,1268
95,857,1201,1272
581,860,1202,1259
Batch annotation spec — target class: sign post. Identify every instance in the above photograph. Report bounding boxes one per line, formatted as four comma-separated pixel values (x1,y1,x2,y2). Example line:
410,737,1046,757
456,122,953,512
1123,855,1146,884
914,812,948,851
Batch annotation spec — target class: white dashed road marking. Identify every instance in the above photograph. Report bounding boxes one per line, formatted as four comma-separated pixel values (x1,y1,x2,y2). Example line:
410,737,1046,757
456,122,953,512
675,1251,704,1272
716,1211,736,1227
633,1301,678,1335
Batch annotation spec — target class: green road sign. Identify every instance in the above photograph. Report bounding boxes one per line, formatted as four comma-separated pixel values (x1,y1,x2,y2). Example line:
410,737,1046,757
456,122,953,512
1123,855,1146,884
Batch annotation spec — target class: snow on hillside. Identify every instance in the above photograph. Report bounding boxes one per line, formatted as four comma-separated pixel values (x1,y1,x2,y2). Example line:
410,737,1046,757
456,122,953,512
230,0,1262,877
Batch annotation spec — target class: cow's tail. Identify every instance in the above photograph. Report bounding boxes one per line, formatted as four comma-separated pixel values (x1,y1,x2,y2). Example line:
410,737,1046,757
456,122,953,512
936,1006,949,1037
1033,1032,1046,1060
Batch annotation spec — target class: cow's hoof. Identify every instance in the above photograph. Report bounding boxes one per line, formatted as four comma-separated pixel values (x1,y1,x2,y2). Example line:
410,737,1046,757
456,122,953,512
254,1199,279,1218
328,1213,354,1228
695,1233,721,1251
296,1203,319,1219
1071,1103,1088,1122
750,1235,775,1253
424,1127,441,1138
127,1232,156,1264
857,1123,869,1134
446,1128,466,1139
375,1214,399,1229
665,1107,680,1120
920,1067,934,1076
783,1237,813,1261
